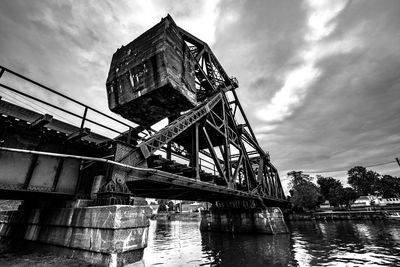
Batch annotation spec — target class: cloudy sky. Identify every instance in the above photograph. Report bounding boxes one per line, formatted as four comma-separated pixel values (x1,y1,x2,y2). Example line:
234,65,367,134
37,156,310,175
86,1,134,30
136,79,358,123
1,0,399,192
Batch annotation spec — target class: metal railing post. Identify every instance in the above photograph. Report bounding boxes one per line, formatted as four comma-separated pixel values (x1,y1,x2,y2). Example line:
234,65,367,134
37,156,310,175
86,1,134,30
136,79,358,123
80,107,88,130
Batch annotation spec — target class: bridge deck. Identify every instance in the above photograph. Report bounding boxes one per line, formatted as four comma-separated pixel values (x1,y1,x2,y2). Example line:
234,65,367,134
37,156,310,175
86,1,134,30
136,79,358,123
0,93,287,206
127,168,287,205
0,100,110,145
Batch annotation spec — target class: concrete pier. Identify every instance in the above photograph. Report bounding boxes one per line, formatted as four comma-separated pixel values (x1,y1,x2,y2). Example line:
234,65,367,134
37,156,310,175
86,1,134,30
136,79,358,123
0,202,152,266
200,207,288,234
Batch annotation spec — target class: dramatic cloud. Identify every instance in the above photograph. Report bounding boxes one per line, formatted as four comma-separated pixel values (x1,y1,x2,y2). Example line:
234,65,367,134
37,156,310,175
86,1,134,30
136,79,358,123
1,0,399,193
0,0,220,133
212,0,400,190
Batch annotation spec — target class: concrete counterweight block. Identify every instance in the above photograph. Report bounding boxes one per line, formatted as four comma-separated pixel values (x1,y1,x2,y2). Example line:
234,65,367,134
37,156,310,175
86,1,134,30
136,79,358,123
200,207,288,234
0,204,152,266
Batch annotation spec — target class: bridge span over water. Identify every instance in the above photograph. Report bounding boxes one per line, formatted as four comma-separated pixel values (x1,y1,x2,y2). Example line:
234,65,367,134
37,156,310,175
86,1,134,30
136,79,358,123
0,15,288,266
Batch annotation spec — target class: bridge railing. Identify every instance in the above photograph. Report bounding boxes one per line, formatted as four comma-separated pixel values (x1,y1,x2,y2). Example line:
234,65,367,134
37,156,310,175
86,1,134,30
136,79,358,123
0,65,138,139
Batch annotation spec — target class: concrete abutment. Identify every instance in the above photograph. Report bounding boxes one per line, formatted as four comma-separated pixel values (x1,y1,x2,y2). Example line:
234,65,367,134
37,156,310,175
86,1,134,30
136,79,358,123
0,200,152,266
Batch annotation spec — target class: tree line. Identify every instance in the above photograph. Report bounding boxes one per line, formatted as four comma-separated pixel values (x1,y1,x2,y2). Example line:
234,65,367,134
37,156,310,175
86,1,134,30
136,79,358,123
288,166,400,212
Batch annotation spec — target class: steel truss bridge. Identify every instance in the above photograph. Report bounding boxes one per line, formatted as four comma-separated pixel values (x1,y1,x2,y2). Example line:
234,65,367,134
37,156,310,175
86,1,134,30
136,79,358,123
0,16,287,207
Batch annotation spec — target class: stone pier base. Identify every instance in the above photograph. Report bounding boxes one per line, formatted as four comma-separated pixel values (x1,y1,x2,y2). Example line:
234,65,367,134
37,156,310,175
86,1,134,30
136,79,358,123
200,207,289,234
0,203,152,266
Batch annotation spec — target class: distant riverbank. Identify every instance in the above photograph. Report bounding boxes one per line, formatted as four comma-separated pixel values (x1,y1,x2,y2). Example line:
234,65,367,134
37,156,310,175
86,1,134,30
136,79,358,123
287,210,400,221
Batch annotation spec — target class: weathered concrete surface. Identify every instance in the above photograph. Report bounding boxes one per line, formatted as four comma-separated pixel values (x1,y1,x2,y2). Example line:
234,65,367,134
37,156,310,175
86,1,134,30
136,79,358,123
200,207,289,234
0,204,152,266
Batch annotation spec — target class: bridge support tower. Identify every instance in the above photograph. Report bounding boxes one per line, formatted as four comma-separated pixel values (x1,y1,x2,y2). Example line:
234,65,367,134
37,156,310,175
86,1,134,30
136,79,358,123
200,201,288,234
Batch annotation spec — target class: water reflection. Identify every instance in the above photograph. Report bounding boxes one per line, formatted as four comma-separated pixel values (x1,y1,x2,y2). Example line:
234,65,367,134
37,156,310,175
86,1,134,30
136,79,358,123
289,220,400,266
142,219,400,266
201,231,292,266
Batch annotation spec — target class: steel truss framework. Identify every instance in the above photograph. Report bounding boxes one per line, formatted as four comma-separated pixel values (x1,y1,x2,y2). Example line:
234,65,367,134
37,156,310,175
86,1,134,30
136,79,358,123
114,17,285,201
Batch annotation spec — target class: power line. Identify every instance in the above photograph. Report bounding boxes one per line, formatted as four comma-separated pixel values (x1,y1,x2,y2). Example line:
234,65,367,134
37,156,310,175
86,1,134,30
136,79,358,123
302,160,396,174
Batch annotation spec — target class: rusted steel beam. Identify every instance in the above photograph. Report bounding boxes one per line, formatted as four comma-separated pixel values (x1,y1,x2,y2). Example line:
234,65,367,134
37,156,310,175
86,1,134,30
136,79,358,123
222,101,232,186
52,142,68,192
52,157,64,192
117,93,222,165
232,152,244,182
195,47,205,62
80,107,88,130
23,136,46,189
190,122,200,180
203,128,226,183
128,168,287,204
29,114,53,130
257,157,265,183
67,127,90,141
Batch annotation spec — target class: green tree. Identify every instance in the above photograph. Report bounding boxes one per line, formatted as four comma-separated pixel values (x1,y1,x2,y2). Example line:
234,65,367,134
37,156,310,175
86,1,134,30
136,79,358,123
328,186,343,207
291,183,322,211
288,171,312,187
347,166,379,195
376,175,400,198
288,171,322,211
338,187,359,209
317,176,343,206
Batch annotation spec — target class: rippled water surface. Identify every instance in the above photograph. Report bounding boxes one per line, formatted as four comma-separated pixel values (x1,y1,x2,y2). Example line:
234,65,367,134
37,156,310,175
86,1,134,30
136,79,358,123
142,219,400,266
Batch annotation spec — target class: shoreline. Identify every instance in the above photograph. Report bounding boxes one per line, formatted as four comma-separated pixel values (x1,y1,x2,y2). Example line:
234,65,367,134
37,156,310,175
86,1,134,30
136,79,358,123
287,209,400,221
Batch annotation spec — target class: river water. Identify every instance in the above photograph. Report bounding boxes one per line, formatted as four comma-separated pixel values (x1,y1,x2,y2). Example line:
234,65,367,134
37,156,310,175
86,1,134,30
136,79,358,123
141,219,400,266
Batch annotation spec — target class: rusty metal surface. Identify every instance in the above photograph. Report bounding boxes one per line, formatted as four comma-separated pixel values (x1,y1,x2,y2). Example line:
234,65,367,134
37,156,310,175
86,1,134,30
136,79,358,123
106,15,197,126
0,100,109,144
0,100,111,199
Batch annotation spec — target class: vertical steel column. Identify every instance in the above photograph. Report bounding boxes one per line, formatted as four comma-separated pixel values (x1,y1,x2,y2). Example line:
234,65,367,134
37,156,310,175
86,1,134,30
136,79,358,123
52,142,67,191
190,122,200,180
0,67,5,79
257,157,264,183
127,127,132,144
166,142,172,160
166,117,175,160
80,107,88,130
222,101,232,187
23,136,45,189
203,128,225,181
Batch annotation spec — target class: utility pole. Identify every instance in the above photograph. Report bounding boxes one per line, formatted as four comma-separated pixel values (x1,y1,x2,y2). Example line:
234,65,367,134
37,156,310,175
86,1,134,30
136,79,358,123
396,157,400,168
